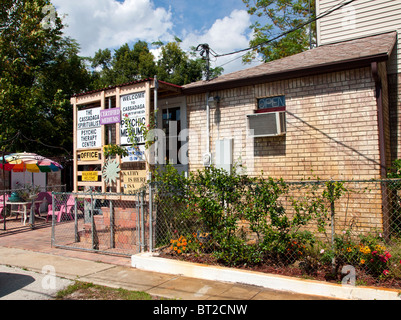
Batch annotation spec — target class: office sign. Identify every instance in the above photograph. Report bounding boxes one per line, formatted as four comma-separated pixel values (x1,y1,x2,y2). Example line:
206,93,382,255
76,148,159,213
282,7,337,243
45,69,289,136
79,150,99,161
120,92,146,145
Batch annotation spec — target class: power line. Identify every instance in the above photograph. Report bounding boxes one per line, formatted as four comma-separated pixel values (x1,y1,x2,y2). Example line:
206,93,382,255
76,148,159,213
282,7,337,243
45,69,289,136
198,0,357,65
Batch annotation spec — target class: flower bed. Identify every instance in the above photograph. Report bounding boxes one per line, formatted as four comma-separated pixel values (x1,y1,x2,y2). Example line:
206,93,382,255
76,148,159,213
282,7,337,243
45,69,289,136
153,164,401,290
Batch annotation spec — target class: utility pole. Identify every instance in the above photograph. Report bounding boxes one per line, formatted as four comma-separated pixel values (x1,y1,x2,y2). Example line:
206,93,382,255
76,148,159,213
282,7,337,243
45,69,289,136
196,44,211,81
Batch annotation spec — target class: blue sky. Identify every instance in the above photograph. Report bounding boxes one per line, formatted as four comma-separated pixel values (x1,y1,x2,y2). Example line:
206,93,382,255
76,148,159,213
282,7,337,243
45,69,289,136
52,0,261,74
153,0,246,35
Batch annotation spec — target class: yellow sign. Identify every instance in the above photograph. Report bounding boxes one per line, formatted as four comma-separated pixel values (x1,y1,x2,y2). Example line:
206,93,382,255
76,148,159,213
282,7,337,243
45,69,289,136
79,150,99,161
121,170,147,194
82,171,98,182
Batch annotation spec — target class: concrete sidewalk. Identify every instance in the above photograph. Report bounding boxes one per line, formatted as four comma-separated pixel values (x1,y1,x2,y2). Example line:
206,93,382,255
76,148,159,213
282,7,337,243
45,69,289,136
0,226,331,300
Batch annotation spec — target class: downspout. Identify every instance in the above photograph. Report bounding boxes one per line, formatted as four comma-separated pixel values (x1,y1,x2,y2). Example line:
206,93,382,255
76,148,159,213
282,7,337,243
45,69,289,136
371,61,390,240
206,92,210,155
154,76,159,166
372,62,387,178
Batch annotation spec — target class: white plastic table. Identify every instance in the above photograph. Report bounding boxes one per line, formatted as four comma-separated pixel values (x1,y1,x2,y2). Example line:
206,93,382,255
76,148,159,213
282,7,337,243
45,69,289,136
6,200,42,225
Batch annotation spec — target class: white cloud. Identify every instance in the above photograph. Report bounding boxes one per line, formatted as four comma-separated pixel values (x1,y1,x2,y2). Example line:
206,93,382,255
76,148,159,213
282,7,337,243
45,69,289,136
52,1,260,74
181,9,261,74
53,0,173,56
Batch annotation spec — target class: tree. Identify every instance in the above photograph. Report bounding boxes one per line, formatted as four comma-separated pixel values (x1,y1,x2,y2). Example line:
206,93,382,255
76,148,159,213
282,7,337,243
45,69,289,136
156,40,223,85
91,39,223,88
242,0,316,62
90,41,157,89
0,0,92,156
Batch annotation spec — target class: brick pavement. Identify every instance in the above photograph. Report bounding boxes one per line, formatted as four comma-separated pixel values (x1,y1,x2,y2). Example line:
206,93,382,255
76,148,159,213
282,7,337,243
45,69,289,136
0,225,131,267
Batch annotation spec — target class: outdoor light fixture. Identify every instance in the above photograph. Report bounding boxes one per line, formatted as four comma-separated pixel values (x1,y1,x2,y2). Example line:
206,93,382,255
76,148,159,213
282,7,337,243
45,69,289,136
208,95,220,108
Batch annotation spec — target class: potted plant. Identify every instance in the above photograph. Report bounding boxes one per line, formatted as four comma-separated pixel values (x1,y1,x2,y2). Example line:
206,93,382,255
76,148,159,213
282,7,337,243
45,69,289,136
15,182,41,202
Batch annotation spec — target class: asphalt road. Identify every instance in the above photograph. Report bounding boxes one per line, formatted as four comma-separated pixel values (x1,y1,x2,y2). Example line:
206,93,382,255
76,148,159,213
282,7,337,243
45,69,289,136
0,265,73,300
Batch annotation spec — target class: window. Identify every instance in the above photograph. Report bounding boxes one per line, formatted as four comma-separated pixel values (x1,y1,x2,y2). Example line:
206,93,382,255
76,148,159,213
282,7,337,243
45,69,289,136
162,107,182,164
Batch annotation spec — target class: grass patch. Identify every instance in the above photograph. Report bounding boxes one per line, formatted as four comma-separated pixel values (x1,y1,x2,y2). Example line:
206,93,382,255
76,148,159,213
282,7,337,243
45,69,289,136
56,281,166,300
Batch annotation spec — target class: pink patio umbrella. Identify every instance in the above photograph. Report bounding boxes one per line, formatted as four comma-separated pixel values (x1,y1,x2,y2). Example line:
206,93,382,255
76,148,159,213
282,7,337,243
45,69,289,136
0,152,63,173
0,152,63,229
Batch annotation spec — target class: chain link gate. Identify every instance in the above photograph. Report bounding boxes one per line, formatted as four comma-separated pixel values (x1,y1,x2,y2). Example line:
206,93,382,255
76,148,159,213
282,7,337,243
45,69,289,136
51,186,153,256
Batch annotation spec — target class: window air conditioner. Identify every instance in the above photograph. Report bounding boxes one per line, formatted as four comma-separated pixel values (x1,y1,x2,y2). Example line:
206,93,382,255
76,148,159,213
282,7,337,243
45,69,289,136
247,112,286,137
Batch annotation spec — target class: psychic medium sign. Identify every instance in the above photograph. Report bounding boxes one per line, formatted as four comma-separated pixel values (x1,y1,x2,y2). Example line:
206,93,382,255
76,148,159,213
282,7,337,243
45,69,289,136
120,92,146,146
100,108,121,125
77,108,101,149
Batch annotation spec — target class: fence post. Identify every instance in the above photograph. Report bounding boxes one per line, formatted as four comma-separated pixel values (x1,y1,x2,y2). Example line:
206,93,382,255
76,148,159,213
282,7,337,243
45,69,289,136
51,192,55,247
381,180,390,242
141,189,145,252
149,175,153,252
91,191,96,250
2,190,6,231
110,199,114,248
74,196,78,242
137,192,141,252
328,181,336,273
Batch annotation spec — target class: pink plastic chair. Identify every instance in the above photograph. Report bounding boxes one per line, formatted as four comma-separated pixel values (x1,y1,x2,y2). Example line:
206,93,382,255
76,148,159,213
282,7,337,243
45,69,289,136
46,195,75,223
34,192,52,216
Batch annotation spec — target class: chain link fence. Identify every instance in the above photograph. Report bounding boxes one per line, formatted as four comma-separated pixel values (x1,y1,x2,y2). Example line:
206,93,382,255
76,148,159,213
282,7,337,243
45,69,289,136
151,178,401,284
51,187,153,256
49,177,401,285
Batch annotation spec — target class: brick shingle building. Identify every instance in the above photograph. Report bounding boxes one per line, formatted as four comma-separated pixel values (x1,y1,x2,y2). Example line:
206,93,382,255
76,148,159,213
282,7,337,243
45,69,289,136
179,32,397,181
71,20,399,235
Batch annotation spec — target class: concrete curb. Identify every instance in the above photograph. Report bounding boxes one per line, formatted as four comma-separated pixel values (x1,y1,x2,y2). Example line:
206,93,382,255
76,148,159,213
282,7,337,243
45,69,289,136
131,253,401,300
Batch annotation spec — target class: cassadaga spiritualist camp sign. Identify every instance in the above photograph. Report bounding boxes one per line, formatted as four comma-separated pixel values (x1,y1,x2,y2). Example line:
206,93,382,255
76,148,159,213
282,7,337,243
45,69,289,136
120,92,146,146
77,108,101,149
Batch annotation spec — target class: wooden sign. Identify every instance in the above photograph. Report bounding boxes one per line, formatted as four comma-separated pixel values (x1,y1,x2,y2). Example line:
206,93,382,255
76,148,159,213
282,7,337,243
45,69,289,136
121,170,147,194
82,171,98,182
120,92,146,145
79,150,99,161
77,108,101,149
